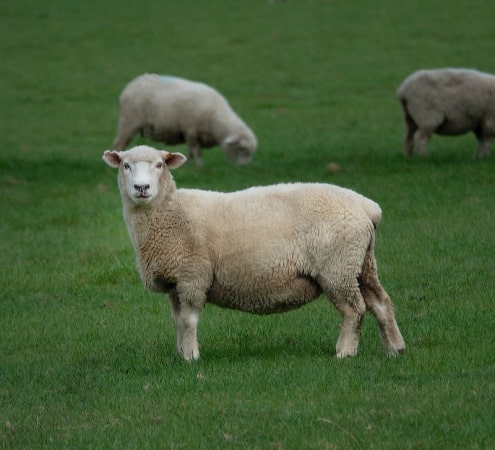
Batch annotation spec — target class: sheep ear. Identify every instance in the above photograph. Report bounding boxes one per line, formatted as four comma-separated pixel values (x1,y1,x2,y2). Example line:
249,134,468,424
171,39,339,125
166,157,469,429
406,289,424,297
162,151,187,169
224,135,239,146
103,150,122,168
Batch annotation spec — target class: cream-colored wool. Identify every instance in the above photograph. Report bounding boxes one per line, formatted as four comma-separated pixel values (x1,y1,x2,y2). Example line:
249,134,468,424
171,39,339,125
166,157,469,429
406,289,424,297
397,68,495,158
103,145,405,361
113,74,257,166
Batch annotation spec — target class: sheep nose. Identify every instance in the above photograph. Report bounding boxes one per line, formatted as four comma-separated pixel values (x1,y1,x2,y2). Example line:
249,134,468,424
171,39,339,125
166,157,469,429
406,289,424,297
134,183,150,193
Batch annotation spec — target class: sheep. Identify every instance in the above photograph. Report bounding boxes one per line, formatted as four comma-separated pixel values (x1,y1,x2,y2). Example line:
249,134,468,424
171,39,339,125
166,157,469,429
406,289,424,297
102,145,406,361
112,74,258,166
397,68,495,158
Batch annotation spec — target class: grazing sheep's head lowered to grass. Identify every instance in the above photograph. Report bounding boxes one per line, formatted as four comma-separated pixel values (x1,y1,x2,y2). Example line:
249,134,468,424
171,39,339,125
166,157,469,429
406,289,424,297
103,146,187,206
221,133,257,165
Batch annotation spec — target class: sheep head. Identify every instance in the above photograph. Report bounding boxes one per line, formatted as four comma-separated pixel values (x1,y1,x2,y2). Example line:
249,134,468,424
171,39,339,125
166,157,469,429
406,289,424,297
221,131,257,165
103,145,187,206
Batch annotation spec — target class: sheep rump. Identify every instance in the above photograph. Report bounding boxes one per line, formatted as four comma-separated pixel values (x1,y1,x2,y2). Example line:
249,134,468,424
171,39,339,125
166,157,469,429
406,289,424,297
397,68,495,158
113,74,257,166
103,145,405,361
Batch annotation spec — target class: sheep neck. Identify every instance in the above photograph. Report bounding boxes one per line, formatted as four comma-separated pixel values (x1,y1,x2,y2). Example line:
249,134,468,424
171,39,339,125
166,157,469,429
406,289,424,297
121,182,187,291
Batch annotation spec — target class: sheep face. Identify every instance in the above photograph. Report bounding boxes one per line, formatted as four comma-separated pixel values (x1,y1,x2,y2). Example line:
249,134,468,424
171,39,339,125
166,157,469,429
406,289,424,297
221,133,257,165
103,146,187,206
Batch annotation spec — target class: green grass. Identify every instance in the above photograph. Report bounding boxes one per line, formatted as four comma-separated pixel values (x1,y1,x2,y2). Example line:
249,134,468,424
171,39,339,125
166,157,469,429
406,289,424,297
1,0,495,448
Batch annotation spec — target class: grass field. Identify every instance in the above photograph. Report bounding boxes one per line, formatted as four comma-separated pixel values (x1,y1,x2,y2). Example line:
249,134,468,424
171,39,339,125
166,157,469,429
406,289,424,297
1,0,495,448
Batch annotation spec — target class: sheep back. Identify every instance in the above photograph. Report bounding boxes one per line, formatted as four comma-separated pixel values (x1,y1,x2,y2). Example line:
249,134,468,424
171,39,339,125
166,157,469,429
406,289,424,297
120,74,228,139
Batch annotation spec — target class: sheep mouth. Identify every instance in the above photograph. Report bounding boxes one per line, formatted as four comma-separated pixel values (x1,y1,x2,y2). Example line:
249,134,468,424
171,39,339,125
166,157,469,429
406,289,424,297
133,193,152,203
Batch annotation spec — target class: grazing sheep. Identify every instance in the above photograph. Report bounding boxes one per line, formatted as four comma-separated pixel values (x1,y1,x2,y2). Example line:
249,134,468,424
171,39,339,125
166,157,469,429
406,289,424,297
113,74,257,166
397,68,495,158
102,145,405,361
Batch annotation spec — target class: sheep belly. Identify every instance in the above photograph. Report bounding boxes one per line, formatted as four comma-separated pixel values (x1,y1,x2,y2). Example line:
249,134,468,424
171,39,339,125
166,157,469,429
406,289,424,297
206,244,323,314
141,126,185,145
435,111,482,135
436,120,478,136
207,274,322,314
141,126,217,148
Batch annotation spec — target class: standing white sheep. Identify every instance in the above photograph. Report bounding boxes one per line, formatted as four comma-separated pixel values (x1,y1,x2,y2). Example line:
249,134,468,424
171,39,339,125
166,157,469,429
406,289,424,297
113,74,258,166
103,145,406,361
397,68,495,158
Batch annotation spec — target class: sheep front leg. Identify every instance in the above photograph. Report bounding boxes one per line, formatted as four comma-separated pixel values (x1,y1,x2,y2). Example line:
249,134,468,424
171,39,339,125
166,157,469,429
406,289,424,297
177,304,200,361
186,135,203,166
474,135,492,159
169,293,201,361
169,293,184,356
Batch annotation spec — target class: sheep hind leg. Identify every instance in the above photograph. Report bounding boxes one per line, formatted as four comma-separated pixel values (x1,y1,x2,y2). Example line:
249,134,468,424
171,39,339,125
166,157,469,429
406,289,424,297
333,294,366,358
402,106,417,156
358,256,405,356
112,118,142,150
320,277,366,358
413,128,432,155
186,136,203,166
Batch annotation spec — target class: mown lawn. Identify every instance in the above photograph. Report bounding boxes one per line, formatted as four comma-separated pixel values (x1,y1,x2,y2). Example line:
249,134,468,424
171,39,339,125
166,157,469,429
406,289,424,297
1,0,494,448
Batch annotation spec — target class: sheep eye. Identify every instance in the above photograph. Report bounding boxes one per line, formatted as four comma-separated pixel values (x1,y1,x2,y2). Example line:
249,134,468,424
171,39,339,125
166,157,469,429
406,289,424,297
156,162,163,169
123,162,131,170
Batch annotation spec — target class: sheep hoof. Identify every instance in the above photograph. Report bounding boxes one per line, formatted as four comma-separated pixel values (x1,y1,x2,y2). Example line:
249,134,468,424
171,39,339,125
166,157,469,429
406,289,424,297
335,348,358,358
386,346,406,358
181,349,200,362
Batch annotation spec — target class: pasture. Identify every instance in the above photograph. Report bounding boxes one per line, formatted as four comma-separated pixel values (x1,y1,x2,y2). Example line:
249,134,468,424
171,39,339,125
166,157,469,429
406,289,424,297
1,0,494,448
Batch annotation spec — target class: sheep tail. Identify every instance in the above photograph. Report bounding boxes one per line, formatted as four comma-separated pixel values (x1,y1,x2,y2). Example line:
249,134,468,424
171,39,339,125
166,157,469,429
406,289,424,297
362,199,382,229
